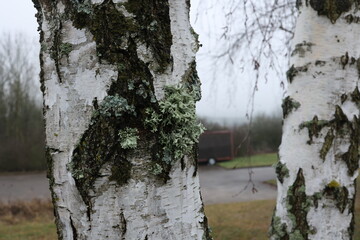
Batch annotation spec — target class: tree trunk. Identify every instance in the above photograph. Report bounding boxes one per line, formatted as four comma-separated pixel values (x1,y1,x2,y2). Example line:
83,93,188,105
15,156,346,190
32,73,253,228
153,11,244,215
270,1,360,239
33,0,211,239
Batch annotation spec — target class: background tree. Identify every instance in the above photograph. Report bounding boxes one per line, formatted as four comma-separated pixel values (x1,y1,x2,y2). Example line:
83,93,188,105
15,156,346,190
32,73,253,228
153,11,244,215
270,1,360,239
0,33,45,172
33,0,211,239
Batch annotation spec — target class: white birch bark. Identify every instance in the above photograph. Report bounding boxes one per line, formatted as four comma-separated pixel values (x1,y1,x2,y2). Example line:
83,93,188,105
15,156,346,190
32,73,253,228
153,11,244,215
270,1,360,239
33,0,210,239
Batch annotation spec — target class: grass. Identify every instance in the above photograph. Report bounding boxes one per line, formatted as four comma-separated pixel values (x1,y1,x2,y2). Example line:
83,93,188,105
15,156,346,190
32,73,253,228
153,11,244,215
205,200,275,240
218,153,278,169
0,199,57,240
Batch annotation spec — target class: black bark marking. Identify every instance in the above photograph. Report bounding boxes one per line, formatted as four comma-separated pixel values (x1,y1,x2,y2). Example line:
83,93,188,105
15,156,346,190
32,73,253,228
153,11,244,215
309,0,353,23
319,129,334,160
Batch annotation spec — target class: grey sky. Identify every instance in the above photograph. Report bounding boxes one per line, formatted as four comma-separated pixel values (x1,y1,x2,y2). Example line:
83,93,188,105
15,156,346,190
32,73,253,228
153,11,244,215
0,1,284,125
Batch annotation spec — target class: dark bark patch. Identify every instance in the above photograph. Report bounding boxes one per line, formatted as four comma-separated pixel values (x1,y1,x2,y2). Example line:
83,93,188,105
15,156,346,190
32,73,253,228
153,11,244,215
275,161,290,184
299,116,329,144
68,0,173,73
351,86,360,106
345,14,360,23
296,0,303,9
315,60,326,66
282,96,301,119
333,105,349,131
286,64,309,83
341,93,348,104
291,41,314,57
286,168,310,239
309,0,353,23
319,128,334,160
340,52,349,69
324,181,350,213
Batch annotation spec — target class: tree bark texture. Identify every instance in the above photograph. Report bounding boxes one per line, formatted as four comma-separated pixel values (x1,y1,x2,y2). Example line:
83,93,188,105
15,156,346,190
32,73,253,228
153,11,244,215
270,1,360,239
33,0,210,239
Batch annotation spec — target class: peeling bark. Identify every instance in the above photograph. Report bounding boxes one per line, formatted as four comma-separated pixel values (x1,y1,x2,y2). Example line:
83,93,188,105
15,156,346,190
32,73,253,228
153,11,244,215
33,0,210,239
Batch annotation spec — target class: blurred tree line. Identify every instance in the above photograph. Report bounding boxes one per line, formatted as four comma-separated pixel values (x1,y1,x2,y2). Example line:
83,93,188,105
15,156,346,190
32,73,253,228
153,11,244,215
0,34,46,172
199,114,282,156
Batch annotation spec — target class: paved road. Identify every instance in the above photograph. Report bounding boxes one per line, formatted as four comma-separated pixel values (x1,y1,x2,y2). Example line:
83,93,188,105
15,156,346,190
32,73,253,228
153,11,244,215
0,166,277,204
199,165,277,204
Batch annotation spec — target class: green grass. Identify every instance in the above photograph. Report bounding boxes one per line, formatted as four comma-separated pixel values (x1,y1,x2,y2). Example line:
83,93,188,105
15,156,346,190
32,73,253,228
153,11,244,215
219,153,278,169
0,221,57,240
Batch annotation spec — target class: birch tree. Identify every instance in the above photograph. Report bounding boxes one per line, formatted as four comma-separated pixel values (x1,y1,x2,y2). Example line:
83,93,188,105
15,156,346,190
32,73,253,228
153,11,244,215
32,0,211,239
270,1,360,239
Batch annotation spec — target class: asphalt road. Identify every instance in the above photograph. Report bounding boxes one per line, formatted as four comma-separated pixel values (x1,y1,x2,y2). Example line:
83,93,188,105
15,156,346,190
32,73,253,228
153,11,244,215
0,166,277,204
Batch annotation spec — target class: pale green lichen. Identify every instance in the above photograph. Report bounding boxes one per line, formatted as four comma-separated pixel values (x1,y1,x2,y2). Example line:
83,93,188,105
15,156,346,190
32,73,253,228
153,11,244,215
274,161,290,184
152,163,163,175
145,85,205,166
269,215,288,239
59,42,73,58
95,94,136,118
118,128,139,149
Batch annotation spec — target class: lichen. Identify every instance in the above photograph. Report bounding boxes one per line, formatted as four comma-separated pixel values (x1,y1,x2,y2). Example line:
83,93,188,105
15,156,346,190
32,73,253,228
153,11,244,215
94,94,136,118
309,0,353,23
282,96,301,119
327,180,341,188
299,116,329,144
64,0,174,204
59,42,73,58
269,215,288,239
118,128,139,149
274,161,290,184
144,85,205,176
286,169,310,239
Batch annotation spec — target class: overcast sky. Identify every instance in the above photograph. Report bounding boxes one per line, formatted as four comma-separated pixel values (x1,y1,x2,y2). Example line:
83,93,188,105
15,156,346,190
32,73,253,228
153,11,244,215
0,1,284,125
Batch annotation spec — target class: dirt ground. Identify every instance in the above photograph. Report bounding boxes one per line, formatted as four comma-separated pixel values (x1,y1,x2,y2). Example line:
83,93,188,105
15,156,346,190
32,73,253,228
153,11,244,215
0,166,277,204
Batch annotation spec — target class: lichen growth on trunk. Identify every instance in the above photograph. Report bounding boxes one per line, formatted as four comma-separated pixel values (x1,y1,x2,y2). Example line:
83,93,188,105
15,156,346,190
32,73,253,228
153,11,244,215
299,116,329,144
286,169,310,239
274,161,290,184
282,96,301,119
